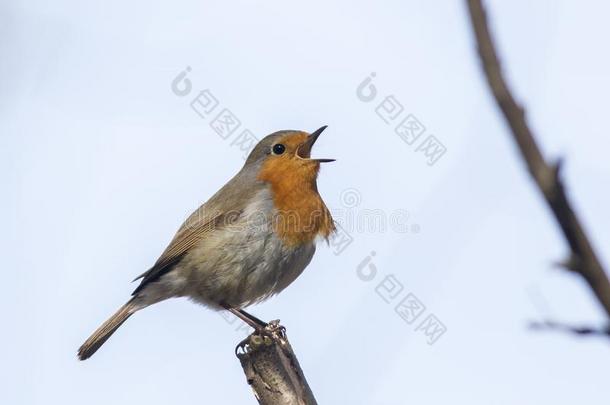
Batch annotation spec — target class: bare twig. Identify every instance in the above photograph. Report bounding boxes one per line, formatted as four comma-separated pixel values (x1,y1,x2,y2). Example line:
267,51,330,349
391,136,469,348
464,0,610,319
529,320,610,337
236,322,317,405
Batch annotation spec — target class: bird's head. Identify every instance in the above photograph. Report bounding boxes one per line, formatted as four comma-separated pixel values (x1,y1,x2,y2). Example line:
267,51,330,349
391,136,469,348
246,126,334,188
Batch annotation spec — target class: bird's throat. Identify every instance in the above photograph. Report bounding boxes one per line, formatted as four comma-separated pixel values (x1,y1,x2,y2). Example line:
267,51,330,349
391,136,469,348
258,160,335,246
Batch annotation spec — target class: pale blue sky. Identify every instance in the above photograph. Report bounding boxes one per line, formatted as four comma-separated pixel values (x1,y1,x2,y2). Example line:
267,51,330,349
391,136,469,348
2,0,609,404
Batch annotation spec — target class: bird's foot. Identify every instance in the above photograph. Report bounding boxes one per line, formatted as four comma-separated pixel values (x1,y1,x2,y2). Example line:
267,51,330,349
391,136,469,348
235,319,285,355
260,319,285,337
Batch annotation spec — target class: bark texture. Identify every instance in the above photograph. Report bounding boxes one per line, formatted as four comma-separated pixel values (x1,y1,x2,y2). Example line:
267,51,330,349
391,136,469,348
237,322,317,405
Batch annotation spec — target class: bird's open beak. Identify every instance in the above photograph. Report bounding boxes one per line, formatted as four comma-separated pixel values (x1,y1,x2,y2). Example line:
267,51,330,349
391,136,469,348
297,125,335,163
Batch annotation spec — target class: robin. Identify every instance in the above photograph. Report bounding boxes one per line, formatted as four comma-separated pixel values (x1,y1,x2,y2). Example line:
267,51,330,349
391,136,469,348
78,126,335,360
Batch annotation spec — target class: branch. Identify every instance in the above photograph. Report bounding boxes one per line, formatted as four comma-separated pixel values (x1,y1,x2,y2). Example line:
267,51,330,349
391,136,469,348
465,0,610,318
236,322,317,405
529,320,610,337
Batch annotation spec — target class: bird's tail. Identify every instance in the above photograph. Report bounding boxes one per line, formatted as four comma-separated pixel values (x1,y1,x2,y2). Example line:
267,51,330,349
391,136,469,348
78,299,138,360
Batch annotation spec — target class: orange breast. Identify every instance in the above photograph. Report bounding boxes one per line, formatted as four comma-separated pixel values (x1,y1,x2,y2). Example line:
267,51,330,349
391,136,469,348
258,158,335,246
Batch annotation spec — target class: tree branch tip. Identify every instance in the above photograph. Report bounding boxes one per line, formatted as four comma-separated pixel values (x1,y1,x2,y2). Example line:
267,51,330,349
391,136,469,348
552,254,582,273
552,157,564,174
528,319,610,337
548,157,565,186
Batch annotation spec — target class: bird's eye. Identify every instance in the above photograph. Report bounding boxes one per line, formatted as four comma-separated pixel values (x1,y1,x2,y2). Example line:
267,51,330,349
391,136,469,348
272,143,286,155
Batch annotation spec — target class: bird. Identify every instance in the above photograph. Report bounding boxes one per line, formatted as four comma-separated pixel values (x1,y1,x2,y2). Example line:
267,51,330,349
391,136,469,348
77,126,336,360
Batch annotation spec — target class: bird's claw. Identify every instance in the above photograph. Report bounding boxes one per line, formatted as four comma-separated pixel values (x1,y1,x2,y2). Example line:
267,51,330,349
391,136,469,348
235,336,250,356
234,319,286,356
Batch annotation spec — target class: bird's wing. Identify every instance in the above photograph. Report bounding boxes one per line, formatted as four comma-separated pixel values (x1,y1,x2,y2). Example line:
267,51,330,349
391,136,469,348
131,207,240,295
